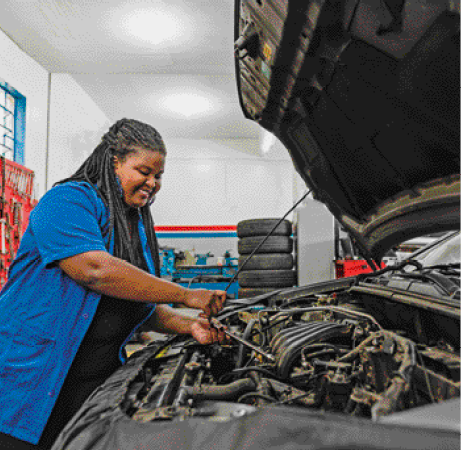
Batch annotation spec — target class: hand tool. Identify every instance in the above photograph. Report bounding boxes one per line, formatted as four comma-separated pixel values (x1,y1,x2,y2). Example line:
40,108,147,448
12,201,22,240
17,171,24,197
209,317,275,362
4,213,14,260
0,220,6,255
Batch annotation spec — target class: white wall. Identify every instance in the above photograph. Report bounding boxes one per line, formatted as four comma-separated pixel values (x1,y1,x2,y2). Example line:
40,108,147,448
153,137,296,260
0,30,111,196
0,29,49,197
47,74,111,188
153,138,294,226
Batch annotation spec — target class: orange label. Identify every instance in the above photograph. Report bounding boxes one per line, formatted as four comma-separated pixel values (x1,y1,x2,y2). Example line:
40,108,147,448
263,43,273,62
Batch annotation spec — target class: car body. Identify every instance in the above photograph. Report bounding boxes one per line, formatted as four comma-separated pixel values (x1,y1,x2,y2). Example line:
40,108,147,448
51,232,460,450
51,1,460,449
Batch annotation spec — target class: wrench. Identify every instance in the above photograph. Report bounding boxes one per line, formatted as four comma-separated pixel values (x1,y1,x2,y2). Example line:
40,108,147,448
209,317,275,362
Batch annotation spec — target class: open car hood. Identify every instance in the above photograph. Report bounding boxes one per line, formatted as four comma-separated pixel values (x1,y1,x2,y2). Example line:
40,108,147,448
235,0,460,263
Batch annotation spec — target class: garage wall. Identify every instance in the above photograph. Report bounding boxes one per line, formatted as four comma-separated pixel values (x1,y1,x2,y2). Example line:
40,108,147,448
0,27,302,262
153,137,295,259
47,74,111,189
155,138,293,224
0,28,49,198
0,32,111,197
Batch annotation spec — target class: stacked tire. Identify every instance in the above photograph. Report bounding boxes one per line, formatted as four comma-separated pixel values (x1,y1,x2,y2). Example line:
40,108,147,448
237,219,296,299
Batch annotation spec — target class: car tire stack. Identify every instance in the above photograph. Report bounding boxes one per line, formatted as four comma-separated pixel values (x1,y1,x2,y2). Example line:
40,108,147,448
237,219,296,298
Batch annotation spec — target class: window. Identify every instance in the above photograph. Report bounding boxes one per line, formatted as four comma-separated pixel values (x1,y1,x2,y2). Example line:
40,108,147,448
0,81,26,164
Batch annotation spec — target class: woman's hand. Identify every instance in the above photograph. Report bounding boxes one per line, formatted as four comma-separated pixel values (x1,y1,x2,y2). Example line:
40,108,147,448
190,317,229,345
183,289,226,317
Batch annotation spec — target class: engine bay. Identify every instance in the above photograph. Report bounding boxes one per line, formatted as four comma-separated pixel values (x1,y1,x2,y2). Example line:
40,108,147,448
121,286,460,424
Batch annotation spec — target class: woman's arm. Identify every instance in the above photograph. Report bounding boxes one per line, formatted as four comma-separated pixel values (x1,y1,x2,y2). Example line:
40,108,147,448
147,305,227,345
58,250,225,316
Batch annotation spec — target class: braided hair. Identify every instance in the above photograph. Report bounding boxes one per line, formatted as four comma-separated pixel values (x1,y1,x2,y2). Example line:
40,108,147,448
57,118,165,275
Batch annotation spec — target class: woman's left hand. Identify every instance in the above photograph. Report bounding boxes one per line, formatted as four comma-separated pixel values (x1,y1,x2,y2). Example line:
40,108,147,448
190,318,228,345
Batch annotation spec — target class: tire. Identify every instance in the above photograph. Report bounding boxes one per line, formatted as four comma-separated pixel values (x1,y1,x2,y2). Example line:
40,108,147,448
238,269,296,288
238,253,293,270
238,236,293,255
237,219,292,238
238,287,279,298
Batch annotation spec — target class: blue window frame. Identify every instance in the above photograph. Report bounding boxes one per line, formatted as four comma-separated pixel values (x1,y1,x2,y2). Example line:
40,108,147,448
0,80,26,164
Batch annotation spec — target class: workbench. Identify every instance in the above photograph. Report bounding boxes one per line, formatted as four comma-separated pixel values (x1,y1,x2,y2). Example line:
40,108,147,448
159,248,240,298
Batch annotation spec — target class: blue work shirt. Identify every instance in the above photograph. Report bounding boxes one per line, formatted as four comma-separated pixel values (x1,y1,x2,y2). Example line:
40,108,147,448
0,181,157,444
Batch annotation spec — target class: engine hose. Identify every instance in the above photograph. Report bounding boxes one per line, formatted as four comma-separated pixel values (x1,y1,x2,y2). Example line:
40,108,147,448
302,349,337,360
238,392,276,404
230,366,284,381
181,378,257,402
271,307,383,330
371,376,408,421
237,319,257,369
302,343,348,358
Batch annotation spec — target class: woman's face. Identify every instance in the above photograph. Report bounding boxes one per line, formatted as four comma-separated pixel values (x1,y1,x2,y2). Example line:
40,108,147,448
114,146,165,208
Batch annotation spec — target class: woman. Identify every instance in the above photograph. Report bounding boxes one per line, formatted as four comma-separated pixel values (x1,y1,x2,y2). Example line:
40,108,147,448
0,118,226,449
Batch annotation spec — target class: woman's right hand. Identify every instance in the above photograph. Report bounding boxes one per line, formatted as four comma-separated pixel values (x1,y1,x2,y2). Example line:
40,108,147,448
183,289,226,317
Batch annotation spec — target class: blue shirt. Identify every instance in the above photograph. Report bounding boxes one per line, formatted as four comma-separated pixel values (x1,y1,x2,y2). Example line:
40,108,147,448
0,181,157,444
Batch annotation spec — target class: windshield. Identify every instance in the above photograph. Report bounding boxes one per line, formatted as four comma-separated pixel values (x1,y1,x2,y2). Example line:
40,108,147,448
410,232,460,268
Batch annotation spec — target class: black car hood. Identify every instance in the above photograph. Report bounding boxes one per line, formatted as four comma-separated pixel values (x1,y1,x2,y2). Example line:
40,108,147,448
73,406,459,450
51,341,460,450
235,0,460,263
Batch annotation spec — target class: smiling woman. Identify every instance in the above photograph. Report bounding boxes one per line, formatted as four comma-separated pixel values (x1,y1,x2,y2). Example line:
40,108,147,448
0,118,227,450
114,146,165,209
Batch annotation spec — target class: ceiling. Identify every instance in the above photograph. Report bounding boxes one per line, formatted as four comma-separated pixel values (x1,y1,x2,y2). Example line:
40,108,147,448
0,0,264,141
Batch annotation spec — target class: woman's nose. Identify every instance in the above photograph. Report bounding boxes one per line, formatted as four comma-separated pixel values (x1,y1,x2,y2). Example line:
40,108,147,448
147,177,161,194
145,175,156,188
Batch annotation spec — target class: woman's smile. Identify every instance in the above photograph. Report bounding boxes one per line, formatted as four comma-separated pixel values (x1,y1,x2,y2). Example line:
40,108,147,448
114,147,165,208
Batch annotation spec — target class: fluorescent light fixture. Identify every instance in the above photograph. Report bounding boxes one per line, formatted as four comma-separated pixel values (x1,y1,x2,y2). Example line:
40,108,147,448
123,10,184,45
109,4,194,49
160,92,215,118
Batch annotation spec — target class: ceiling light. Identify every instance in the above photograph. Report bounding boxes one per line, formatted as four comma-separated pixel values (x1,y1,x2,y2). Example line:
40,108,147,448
160,93,215,118
123,10,183,45
108,5,194,49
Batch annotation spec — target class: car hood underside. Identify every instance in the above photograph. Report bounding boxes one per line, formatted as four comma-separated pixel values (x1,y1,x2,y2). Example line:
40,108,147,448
234,0,460,261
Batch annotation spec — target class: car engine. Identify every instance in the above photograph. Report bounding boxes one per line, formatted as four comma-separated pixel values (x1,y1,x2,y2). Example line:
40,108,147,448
121,284,460,424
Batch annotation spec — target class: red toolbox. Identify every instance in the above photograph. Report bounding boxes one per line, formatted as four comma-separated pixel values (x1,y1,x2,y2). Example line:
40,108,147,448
335,259,386,278
0,157,37,287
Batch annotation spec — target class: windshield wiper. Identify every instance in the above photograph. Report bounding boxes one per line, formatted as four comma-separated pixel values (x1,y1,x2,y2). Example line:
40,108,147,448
421,263,460,272
394,272,458,296
356,259,460,299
